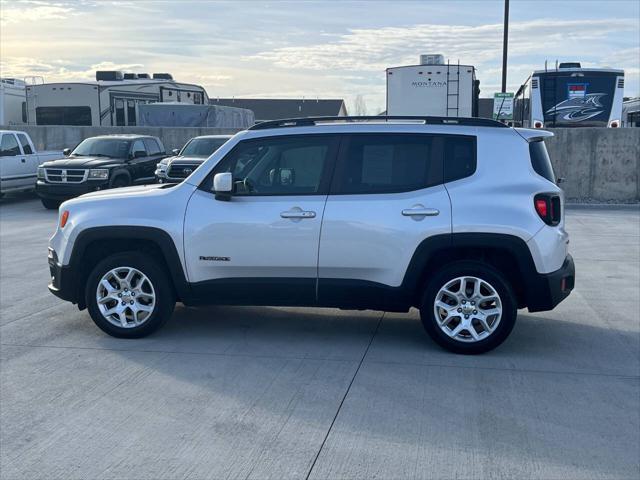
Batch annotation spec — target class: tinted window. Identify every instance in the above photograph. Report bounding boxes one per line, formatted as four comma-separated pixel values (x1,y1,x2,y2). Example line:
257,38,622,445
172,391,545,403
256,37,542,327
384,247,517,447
0,134,20,156
211,135,337,195
115,100,125,126
443,136,476,182
333,134,444,194
127,100,136,126
36,106,91,126
144,138,163,155
181,137,229,157
131,140,147,157
529,140,555,183
17,134,33,154
72,138,131,158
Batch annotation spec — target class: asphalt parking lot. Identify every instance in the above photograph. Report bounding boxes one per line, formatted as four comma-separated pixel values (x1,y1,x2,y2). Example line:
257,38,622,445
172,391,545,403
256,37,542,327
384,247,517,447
1,193,638,480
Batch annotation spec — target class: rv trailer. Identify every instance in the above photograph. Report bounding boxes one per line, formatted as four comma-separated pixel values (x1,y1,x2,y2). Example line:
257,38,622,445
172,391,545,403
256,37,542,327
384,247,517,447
0,78,27,126
514,62,625,128
386,54,480,117
25,71,209,127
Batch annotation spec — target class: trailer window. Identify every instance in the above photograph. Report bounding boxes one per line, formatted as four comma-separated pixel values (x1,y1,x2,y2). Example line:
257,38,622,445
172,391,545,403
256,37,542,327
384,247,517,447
36,107,91,126
127,100,136,126
115,99,125,126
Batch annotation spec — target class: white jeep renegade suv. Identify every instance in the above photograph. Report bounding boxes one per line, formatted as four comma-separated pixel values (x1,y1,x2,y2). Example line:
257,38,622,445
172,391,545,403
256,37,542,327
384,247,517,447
47,116,574,354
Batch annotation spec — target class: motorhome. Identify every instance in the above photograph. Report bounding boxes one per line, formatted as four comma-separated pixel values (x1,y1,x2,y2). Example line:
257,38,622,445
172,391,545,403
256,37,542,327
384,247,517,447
514,62,625,128
0,78,27,126
25,71,209,127
386,54,480,117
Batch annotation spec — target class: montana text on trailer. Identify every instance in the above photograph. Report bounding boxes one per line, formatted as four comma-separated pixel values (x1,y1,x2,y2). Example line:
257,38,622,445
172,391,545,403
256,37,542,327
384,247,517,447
46,116,574,354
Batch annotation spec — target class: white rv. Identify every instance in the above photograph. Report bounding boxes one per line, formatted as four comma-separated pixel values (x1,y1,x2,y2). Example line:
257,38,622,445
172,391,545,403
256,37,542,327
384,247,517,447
386,54,480,117
514,62,625,128
25,71,209,127
0,78,27,126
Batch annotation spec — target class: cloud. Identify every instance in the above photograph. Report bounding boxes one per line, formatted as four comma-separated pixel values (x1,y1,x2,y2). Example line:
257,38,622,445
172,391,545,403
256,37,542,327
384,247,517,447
248,18,639,74
0,0,81,25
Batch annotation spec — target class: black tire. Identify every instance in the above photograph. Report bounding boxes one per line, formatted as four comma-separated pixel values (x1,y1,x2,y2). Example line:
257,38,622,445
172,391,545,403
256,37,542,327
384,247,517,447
85,252,175,338
41,198,61,210
111,176,130,188
419,260,517,354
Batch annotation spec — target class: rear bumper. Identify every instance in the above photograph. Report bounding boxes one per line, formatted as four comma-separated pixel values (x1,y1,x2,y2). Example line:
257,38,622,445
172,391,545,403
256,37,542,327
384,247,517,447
36,180,107,200
526,254,575,312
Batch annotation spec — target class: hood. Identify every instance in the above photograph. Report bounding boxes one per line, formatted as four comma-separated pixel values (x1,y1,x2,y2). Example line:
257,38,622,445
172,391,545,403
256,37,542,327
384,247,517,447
169,156,206,166
72,183,170,201
42,156,125,168
168,156,207,165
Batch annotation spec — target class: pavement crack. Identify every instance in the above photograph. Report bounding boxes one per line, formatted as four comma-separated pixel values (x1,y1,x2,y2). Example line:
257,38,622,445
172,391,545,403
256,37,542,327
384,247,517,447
304,311,384,480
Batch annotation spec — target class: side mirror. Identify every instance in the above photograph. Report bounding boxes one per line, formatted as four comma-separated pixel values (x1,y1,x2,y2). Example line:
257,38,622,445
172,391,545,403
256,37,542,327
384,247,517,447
172,148,180,155
557,177,566,185
63,148,71,156
213,172,233,201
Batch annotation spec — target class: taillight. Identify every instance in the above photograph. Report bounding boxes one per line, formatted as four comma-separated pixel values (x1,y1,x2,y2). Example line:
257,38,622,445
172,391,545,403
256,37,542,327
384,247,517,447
534,194,561,226
534,121,543,128
609,120,620,128
60,210,69,228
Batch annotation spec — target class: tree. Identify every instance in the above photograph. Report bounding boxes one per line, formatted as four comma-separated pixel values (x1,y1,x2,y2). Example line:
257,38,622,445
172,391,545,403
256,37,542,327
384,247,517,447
353,95,368,116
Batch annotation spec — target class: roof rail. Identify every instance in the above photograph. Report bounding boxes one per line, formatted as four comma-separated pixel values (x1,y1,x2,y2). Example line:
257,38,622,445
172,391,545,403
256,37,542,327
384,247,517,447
249,115,508,130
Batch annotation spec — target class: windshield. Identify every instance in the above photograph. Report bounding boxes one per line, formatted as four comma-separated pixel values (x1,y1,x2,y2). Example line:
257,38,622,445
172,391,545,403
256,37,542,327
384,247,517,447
180,138,228,157
72,138,132,158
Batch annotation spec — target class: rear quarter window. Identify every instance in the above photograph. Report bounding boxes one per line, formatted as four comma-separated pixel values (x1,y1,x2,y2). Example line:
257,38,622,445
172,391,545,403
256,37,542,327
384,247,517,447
529,140,556,183
443,136,476,182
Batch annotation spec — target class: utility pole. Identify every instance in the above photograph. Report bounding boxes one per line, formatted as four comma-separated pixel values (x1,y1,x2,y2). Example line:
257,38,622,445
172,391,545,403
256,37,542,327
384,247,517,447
501,0,509,93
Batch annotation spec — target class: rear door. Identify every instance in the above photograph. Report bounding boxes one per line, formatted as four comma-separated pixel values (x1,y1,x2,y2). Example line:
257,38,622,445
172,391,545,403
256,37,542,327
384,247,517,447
143,138,165,179
0,133,29,192
318,133,455,309
16,133,39,173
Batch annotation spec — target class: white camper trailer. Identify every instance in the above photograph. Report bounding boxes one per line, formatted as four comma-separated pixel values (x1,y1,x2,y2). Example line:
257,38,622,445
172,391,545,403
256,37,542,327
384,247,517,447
25,71,209,127
386,54,480,117
0,78,27,126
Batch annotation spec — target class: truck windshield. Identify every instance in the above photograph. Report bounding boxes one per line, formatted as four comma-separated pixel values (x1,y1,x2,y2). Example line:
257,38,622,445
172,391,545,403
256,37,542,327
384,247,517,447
180,138,228,157
72,138,132,158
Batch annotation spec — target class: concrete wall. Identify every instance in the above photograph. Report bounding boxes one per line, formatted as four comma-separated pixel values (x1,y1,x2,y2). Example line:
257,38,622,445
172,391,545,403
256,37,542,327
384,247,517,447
546,128,639,202
2,125,639,202
2,125,243,153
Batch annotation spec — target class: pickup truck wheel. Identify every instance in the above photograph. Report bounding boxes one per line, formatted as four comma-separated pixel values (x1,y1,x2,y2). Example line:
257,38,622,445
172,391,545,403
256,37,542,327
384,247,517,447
85,252,175,338
420,261,517,354
111,176,130,188
41,198,61,210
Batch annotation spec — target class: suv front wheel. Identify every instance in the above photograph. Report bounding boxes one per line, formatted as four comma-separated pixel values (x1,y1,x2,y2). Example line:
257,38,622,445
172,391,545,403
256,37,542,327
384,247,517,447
85,252,175,338
420,261,517,354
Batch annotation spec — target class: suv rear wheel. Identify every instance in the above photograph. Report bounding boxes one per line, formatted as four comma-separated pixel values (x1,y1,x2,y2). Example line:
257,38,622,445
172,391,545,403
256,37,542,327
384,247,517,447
420,261,517,354
85,252,175,338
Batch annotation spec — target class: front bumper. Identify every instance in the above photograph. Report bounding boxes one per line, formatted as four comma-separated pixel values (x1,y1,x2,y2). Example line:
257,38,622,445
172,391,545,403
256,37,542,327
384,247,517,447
526,254,575,312
36,180,108,200
48,248,80,305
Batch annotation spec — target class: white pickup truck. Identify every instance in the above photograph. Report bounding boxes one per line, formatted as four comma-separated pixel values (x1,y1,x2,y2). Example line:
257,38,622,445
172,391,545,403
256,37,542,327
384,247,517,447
0,130,63,196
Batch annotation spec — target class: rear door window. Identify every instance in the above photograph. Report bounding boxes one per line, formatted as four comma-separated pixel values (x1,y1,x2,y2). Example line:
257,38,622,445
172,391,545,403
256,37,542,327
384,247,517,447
17,134,33,154
443,136,477,182
332,134,444,194
529,140,556,183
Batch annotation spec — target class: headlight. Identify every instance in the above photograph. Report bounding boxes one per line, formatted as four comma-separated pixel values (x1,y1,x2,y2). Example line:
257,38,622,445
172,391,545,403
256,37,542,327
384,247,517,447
88,169,109,180
156,163,168,172
37,167,45,179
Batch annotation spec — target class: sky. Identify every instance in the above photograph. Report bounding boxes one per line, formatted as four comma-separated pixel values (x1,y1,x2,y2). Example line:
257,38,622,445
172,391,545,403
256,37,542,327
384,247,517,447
1,0,639,114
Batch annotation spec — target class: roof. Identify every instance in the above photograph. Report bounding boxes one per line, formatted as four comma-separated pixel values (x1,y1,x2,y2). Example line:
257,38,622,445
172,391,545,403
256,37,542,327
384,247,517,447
533,67,624,75
92,134,159,140
208,98,347,121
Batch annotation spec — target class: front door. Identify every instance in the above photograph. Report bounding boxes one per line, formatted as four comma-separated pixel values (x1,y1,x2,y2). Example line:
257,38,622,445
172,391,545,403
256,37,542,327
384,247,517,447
0,133,29,192
183,134,339,305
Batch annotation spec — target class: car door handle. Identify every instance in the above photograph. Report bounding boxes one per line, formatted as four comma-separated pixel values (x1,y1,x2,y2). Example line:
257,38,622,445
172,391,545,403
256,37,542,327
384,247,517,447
280,210,316,219
402,207,439,216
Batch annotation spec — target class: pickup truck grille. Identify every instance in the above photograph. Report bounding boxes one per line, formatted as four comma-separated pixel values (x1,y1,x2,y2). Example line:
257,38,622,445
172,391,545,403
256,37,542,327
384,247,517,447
44,169,88,183
167,163,199,179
